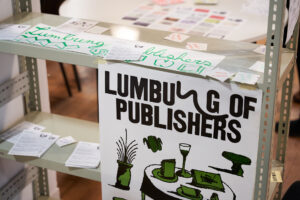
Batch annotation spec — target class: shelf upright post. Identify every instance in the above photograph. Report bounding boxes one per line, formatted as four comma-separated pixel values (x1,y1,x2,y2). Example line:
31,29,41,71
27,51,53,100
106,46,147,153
274,19,299,199
254,0,288,199
10,0,48,198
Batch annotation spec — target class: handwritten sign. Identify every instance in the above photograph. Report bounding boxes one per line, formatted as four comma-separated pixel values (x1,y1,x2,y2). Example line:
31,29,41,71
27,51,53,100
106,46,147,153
16,24,225,76
99,62,262,200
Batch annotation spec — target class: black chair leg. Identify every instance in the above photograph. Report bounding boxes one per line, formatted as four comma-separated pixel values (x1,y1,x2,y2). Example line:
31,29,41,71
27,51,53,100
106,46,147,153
59,63,72,97
96,68,99,121
72,65,82,92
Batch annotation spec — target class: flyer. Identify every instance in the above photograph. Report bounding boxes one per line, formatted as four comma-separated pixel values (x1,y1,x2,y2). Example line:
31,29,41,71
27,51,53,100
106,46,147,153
99,63,262,200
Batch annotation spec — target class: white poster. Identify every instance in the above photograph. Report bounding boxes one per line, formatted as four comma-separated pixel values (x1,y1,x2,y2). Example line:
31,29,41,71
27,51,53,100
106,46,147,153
99,63,262,200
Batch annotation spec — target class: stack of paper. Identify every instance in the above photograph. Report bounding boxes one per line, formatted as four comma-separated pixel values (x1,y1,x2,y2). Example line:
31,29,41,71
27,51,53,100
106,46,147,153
8,130,59,157
0,121,46,144
65,142,100,168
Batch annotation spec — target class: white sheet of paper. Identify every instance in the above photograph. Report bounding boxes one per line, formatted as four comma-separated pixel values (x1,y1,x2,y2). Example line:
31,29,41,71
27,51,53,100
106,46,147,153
55,18,98,34
85,26,109,35
56,136,76,147
0,24,31,40
65,142,100,168
207,68,234,82
185,42,207,51
249,61,265,73
242,0,269,16
8,130,59,157
286,0,300,44
104,43,145,61
232,72,260,85
0,121,45,144
164,33,190,42
253,45,266,55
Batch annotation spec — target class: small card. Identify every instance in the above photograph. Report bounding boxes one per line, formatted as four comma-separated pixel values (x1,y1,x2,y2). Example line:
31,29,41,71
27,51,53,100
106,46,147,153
56,136,76,147
195,0,218,4
0,24,31,41
152,0,184,6
55,18,98,34
85,26,109,35
207,68,234,82
232,72,260,85
186,42,207,51
104,43,145,61
271,171,283,183
249,61,265,73
165,33,189,43
253,45,266,55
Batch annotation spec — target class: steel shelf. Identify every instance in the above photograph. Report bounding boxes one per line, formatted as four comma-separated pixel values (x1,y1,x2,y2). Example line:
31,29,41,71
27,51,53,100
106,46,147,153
0,12,295,87
0,112,100,182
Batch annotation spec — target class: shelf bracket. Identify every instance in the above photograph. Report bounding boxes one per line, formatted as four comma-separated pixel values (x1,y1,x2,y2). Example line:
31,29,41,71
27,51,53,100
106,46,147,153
0,166,39,200
11,0,32,14
0,71,29,108
19,56,42,113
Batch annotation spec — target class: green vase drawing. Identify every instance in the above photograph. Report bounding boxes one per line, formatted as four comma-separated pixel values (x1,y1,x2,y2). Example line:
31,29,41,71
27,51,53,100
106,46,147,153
115,160,133,190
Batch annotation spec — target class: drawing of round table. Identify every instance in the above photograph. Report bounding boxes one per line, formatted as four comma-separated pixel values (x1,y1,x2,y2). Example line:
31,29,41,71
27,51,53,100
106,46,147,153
140,164,235,200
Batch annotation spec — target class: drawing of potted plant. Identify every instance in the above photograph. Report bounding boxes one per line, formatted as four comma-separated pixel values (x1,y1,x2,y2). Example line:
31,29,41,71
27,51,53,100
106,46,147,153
115,129,138,190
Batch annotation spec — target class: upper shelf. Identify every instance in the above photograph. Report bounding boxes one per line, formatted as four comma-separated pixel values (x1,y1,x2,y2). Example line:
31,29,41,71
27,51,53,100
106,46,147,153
0,112,100,182
0,12,295,88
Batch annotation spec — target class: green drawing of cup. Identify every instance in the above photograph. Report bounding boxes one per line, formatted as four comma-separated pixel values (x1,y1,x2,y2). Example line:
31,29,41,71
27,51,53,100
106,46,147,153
115,160,133,190
161,159,176,179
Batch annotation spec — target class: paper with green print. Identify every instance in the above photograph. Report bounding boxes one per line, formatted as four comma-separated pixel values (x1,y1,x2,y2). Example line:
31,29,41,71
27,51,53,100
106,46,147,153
15,24,225,76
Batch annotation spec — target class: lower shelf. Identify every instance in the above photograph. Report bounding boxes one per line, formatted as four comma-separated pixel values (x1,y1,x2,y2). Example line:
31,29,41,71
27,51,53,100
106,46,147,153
0,112,100,182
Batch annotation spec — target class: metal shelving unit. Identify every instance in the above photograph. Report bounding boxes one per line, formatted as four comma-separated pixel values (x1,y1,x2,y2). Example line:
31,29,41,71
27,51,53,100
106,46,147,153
0,0,298,199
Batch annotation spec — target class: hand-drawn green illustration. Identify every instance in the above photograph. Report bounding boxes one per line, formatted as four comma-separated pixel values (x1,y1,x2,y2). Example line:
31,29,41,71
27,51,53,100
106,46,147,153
190,170,225,192
143,136,163,152
142,46,213,66
141,163,236,200
209,151,251,177
140,142,236,199
154,59,175,68
210,193,219,200
88,45,109,57
176,185,203,200
115,129,138,190
152,159,178,183
177,143,192,178
112,197,126,200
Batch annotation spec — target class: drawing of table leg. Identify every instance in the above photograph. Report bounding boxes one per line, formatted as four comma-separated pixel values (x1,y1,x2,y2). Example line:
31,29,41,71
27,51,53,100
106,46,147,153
141,192,145,200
